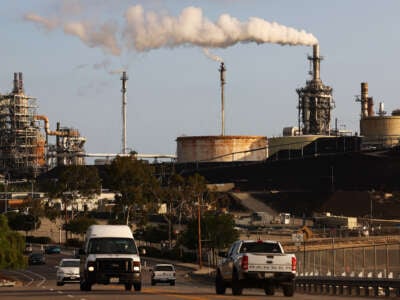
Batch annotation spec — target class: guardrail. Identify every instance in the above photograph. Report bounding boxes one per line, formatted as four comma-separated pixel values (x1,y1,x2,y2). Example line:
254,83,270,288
296,276,400,297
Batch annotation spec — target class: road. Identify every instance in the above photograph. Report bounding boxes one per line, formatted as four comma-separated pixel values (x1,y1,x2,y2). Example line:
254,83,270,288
0,250,374,300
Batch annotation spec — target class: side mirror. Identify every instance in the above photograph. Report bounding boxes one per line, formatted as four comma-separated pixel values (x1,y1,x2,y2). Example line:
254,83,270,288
78,248,85,255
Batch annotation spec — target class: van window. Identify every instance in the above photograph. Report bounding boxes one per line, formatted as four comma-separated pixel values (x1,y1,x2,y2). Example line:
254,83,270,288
88,238,138,254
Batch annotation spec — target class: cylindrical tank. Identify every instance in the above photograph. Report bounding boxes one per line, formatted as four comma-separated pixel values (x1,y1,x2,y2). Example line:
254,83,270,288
176,135,267,163
360,116,400,146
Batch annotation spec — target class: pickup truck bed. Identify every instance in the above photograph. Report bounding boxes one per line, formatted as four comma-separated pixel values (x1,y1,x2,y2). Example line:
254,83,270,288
216,240,296,297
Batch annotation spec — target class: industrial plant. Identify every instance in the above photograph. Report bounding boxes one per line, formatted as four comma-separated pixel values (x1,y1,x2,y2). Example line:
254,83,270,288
1,42,400,198
0,72,85,179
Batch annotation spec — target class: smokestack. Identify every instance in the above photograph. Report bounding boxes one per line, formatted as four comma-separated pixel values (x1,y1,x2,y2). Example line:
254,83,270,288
368,97,374,117
361,82,369,118
13,73,18,93
121,71,128,154
18,72,24,93
219,62,226,136
312,44,320,81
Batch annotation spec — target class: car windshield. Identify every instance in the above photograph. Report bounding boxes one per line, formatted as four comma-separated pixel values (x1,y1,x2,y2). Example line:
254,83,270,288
88,238,138,254
239,242,282,253
155,265,173,271
61,260,80,267
31,253,43,258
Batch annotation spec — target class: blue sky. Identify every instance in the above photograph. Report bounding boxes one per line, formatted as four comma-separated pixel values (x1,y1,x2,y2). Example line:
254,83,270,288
1,1,399,160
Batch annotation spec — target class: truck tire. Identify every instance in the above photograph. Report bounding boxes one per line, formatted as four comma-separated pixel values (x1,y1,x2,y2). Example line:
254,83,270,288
215,272,226,295
80,280,91,291
134,282,142,291
264,285,275,295
124,282,132,291
231,271,243,296
282,282,295,297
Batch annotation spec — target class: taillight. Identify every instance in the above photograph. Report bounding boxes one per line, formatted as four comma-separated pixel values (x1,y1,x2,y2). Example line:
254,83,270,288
241,255,248,271
291,256,297,272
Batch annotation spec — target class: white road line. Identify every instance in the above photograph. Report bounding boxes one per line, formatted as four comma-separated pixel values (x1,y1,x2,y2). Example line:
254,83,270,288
5,270,34,287
24,269,47,287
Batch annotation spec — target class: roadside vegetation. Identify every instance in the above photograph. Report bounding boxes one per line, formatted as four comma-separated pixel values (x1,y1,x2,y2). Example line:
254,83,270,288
3,154,239,264
0,214,26,268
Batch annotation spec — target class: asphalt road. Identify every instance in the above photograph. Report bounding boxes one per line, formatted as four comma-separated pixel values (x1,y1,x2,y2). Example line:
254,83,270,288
0,250,377,300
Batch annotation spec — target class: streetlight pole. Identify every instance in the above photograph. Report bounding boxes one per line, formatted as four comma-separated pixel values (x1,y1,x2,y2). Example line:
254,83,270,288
197,196,202,269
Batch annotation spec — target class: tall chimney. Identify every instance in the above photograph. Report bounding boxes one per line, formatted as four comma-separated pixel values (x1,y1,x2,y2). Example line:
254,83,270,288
18,72,24,93
361,82,368,118
219,62,226,136
120,71,128,154
13,73,18,93
312,44,320,81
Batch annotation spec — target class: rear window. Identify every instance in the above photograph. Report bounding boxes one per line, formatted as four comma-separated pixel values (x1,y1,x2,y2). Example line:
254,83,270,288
155,265,174,271
239,242,282,253
61,260,80,267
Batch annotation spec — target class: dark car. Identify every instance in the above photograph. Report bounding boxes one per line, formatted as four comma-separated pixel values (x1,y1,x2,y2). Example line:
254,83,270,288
28,252,46,265
45,245,61,254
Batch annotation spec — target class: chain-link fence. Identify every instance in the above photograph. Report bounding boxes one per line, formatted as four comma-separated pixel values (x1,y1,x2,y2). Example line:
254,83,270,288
295,242,400,278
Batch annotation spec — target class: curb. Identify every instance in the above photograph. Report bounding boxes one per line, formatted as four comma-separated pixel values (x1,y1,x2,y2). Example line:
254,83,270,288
0,279,16,287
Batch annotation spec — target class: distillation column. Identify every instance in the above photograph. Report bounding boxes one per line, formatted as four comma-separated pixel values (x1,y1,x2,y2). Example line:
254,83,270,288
296,44,334,135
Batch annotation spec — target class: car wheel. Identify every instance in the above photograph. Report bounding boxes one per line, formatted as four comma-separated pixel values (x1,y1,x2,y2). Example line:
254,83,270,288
215,272,226,295
151,280,156,286
56,281,64,286
170,280,175,286
231,270,243,296
133,282,141,291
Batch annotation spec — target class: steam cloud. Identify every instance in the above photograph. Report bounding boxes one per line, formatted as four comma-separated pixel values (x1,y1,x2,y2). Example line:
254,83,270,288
203,48,223,63
124,5,318,52
24,5,318,55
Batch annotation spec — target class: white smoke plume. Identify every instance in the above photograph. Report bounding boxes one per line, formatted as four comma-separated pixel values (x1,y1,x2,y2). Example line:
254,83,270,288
124,5,318,51
203,48,223,63
24,5,318,55
24,13,59,30
23,13,121,56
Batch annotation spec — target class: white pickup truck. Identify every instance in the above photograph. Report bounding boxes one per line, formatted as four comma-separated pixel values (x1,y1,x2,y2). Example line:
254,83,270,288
215,240,296,296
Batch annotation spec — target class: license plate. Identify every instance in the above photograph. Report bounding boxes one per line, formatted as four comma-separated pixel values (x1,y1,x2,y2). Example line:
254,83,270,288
264,273,274,278
110,277,119,283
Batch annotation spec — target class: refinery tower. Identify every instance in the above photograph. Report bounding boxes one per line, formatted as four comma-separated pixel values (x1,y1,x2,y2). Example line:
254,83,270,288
0,73,86,178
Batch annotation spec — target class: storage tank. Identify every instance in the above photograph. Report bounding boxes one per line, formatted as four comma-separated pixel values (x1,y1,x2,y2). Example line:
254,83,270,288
176,135,267,163
360,115,400,147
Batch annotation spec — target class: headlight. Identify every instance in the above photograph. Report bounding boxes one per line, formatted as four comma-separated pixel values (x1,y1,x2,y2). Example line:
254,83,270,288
131,260,140,272
88,266,95,272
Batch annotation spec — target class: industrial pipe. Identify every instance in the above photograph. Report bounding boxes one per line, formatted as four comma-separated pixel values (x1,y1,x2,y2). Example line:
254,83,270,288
34,115,69,136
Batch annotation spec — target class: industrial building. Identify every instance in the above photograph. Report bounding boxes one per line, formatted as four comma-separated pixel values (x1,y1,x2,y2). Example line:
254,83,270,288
0,72,85,179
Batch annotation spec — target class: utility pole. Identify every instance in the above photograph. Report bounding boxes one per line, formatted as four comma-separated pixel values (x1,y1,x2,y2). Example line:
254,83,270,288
197,196,202,269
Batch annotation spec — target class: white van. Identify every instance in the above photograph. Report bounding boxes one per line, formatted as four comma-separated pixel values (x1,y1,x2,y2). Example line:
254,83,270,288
79,225,142,291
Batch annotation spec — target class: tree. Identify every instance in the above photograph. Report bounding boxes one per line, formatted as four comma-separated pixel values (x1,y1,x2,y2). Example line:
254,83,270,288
0,214,26,268
64,216,98,236
106,155,160,225
180,211,238,250
42,165,101,241
7,212,41,236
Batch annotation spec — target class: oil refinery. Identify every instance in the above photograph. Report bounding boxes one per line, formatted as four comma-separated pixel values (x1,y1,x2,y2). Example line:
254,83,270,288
1,43,400,196
0,72,85,179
